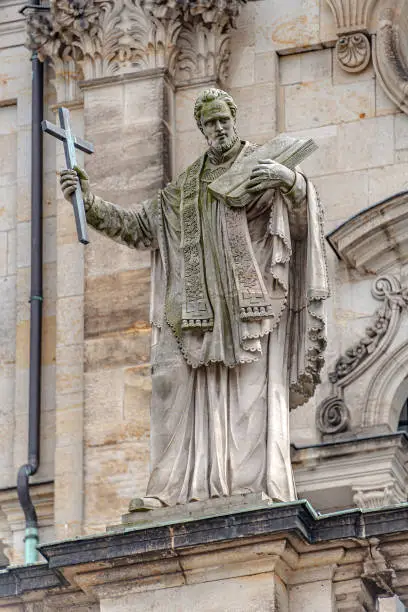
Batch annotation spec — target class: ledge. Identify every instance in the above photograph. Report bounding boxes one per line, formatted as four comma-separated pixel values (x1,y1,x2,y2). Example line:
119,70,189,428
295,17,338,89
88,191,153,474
0,563,66,598
2,500,408,600
37,500,408,567
326,190,408,273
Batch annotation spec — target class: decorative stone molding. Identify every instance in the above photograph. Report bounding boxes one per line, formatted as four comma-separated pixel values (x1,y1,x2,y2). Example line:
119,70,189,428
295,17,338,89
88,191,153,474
26,0,246,85
373,8,408,116
327,191,408,274
175,20,231,85
324,0,377,72
316,396,350,435
293,433,408,513
329,275,408,387
145,0,244,25
336,32,371,72
316,273,408,438
353,481,406,509
362,340,408,430
26,0,182,81
325,0,377,33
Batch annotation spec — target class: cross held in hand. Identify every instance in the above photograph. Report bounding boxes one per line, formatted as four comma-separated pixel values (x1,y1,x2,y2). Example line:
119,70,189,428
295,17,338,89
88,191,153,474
42,107,94,244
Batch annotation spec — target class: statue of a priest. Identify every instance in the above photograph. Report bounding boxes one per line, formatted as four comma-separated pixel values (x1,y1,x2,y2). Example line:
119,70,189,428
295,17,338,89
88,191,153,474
60,88,329,508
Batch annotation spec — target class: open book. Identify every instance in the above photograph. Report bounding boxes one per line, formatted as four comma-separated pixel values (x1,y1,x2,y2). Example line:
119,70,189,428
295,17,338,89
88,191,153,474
208,135,318,207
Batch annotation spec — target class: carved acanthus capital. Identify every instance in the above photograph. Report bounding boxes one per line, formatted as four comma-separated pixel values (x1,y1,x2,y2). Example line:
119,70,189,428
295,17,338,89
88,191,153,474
144,0,245,26
353,483,405,509
325,0,377,34
26,0,246,85
175,0,247,84
26,1,182,81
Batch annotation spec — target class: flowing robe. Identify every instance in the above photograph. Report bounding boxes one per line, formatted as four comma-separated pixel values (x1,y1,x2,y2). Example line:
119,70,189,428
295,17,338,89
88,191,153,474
85,141,329,506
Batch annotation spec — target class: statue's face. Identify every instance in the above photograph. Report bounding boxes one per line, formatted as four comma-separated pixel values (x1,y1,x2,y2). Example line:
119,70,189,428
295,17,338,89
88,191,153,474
200,100,237,153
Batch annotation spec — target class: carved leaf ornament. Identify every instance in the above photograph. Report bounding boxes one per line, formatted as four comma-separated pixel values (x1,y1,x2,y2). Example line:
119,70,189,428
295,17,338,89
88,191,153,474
329,276,408,385
26,0,247,82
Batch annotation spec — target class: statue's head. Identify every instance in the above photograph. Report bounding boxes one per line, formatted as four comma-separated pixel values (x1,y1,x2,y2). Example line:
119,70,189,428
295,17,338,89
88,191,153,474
194,88,238,154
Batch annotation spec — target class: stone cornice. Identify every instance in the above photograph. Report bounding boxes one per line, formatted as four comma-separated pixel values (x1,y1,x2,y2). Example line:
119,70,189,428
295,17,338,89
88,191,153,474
26,0,247,85
2,500,408,604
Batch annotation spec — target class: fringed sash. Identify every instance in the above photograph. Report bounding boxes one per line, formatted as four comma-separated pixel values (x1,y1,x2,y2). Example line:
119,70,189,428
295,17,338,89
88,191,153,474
180,146,274,332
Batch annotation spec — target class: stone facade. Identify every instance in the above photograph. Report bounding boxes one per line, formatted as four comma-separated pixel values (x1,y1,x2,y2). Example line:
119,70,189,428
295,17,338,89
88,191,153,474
1,0,408,609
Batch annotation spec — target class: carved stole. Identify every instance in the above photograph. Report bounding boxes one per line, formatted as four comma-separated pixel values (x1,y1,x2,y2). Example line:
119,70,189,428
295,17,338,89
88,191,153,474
180,156,214,331
180,148,274,333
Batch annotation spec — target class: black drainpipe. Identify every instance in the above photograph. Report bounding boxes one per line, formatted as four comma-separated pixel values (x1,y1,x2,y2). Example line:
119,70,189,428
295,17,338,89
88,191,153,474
17,0,44,564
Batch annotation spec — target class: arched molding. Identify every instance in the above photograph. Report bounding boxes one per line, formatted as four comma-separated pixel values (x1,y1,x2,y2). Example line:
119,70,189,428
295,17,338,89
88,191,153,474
327,190,408,274
362,340,408,429
372,4,408,115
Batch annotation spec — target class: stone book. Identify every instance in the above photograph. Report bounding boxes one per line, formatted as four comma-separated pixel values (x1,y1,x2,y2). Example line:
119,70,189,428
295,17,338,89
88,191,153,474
209,135,318,207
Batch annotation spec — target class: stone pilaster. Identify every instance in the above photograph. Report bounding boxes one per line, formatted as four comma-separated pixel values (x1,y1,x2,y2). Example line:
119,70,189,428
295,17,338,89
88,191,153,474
25,0,246,533
53,99,87,540
81,69,173,531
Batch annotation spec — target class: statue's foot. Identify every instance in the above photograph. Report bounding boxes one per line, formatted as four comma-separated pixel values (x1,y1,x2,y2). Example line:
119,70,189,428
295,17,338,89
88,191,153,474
129,496,166,512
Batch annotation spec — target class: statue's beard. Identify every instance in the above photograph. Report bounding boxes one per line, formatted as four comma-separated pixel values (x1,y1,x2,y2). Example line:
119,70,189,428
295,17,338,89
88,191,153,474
207,130,239,155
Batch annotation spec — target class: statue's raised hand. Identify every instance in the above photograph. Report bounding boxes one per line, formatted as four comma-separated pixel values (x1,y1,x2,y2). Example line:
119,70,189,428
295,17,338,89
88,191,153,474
246,159,295,194
60,166,92,206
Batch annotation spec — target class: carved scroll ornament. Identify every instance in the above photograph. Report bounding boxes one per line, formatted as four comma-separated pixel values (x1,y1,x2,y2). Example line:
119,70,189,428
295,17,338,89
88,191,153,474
316,396,350,435
26,0,247,83
329,276,408,386
317,275,408,438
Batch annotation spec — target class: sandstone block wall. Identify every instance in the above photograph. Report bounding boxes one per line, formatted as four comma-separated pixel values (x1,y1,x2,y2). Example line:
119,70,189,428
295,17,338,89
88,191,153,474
1,0,408,563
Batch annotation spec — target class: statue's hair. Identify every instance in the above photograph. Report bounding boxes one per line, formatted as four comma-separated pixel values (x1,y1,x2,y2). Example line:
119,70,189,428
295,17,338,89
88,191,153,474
194,88,237,133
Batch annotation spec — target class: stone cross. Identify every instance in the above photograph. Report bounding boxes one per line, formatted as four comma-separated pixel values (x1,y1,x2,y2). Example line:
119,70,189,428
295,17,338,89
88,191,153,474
42,107,94,244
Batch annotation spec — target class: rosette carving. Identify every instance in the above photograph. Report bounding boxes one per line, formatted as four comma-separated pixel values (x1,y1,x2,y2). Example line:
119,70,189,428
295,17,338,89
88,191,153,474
26,0,246,84
316,396,350,435
336,32,371,73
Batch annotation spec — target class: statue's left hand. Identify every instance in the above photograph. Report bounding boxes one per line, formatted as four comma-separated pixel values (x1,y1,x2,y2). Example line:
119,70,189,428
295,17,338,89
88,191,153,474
246,159,296,193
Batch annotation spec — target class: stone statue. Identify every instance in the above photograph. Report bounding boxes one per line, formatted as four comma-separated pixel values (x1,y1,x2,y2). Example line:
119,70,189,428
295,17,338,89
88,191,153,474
60,88,329,509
